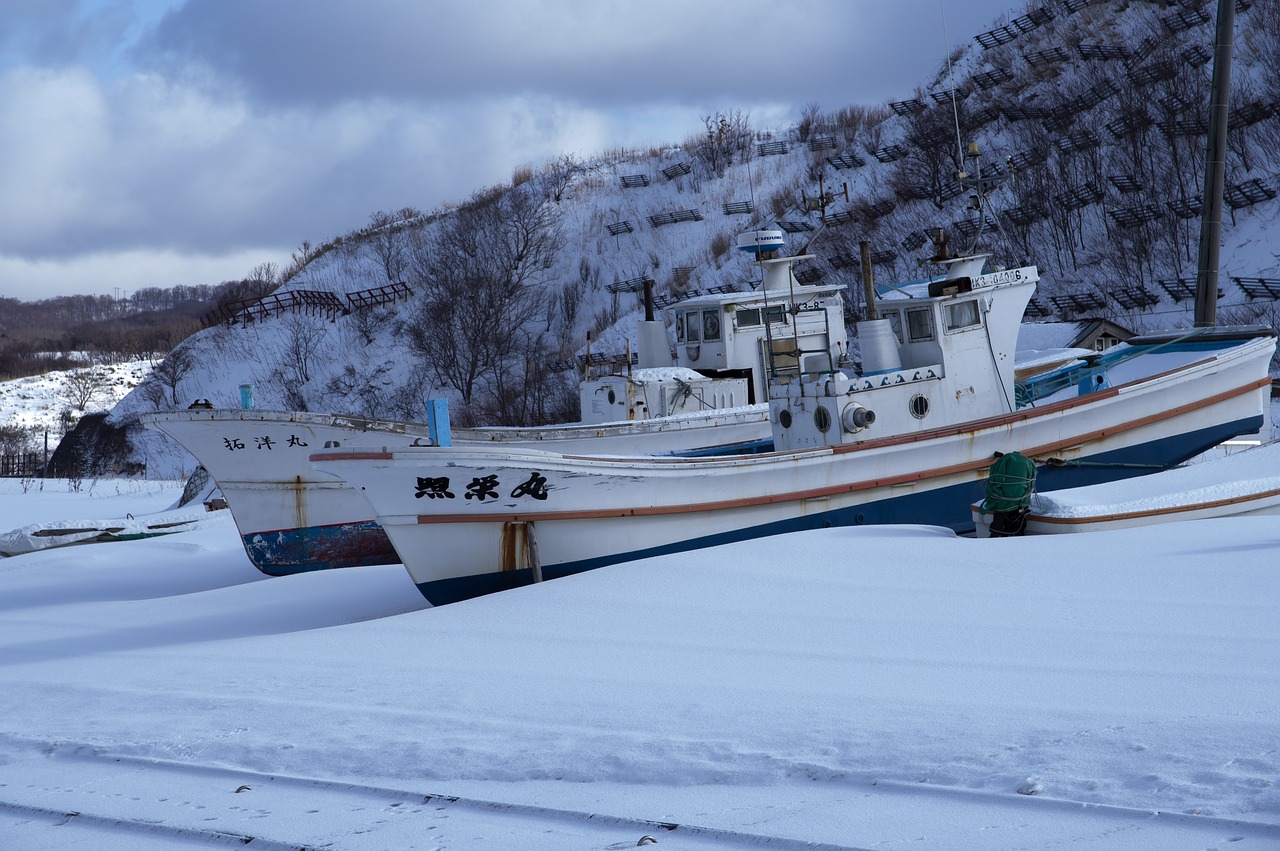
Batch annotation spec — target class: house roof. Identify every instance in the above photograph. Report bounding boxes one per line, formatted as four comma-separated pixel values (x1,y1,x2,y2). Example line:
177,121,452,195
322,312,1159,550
1018,319,1134,353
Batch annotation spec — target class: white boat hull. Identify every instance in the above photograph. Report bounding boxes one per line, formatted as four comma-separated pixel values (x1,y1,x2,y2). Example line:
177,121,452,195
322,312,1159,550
313,335,1275,603
973,440,1280,535
974,490,1280,536
142,406,771,574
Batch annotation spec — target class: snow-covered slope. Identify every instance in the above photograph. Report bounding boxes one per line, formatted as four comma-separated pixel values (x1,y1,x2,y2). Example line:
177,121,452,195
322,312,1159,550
0,359,153,435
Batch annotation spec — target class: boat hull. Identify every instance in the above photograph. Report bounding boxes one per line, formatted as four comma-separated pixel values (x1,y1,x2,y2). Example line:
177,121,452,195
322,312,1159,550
142,407,771,575
974,487,1280,536
313,336,1274,604
973,440,1280,536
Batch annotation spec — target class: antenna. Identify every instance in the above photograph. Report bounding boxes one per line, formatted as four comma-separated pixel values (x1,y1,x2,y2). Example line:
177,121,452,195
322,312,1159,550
939,0,965,171
944,141,1006,256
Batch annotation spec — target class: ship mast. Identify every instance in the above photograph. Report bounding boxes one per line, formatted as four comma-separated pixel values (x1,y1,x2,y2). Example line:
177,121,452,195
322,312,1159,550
1193,0,1235,327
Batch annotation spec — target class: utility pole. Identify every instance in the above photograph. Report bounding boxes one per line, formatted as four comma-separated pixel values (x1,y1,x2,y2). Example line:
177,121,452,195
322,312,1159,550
1194,0,1235,327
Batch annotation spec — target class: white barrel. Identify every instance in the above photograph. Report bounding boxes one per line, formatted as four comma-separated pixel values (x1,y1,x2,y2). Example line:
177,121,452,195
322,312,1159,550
857,319,902,374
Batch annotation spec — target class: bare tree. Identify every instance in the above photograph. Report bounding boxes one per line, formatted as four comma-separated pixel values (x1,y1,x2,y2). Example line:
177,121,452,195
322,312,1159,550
557,279,585,348
324,360,396,418
249,261,281,288
797,101,823,143
476,332,576,426
403,185,562,419
266,313,328,410
541,152,585,203
282,240,317,283
61,364,107,412
0,423,34,455
888,102,962,210
363,208,422,284
149,344,196,406
346,303,397,347
688,110,754,178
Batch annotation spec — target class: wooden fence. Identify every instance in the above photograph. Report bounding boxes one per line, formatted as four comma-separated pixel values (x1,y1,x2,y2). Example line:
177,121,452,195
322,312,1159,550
0,452,45,478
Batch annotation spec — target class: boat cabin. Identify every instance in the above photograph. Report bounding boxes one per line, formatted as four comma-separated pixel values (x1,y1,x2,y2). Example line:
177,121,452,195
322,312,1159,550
669,280,849,404
771,256,1040,451
578,230,852,424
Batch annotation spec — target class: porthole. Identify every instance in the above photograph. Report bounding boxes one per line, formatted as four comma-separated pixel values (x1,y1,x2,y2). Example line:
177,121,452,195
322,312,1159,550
607,388,616,405
814,406,832,433
778,409,792,429
909,394,930,419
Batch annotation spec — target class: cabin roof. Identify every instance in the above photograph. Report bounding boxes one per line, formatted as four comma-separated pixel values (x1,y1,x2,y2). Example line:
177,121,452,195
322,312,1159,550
669,282,845,311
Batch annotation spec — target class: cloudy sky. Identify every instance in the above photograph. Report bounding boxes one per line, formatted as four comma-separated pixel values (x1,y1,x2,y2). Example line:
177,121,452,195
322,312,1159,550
1,0,1016,301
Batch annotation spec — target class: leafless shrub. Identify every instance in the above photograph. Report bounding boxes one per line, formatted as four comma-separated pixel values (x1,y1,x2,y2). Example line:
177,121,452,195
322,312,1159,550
512,162,535,186
363,208,423,284
686,110,754,178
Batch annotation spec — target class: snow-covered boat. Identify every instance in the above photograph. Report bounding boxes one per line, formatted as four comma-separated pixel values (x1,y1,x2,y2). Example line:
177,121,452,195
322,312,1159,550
0,469,221,557
142,235,851,574
312,250,1277,604
0,516,210,557
972,440,1280,536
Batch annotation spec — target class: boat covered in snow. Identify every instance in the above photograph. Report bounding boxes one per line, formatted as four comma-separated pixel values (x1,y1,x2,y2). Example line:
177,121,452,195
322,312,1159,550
972,440,1280,536
0,468,222,557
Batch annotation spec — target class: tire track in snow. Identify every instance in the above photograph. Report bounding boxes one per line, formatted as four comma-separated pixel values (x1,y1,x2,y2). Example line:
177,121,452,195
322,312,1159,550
0,747,875,851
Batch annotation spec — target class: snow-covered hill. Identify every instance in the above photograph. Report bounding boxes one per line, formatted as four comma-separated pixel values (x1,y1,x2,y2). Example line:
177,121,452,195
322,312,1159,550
99,0,1279,477
0,359,154,436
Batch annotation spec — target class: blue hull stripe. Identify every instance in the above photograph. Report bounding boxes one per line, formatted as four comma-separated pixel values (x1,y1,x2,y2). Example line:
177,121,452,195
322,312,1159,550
243,520,399,576
414,415,1262,605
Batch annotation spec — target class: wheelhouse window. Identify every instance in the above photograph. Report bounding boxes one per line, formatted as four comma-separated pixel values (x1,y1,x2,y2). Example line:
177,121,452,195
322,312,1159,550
685,311,701,343
736,308,761,328
702,310,722,342
943,299,980,331
907,307,935,342
675,312,685,342
882,309,903,344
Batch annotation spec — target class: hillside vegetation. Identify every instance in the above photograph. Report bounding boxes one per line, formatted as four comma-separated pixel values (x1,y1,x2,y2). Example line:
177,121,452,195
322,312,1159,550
78,0,1280,476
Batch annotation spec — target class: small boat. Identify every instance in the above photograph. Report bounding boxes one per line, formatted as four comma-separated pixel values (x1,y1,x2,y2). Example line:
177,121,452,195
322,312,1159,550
312,246,1277,604
0,517,210,557
972,440,1280,536
142,234,852,575
0,469,222,557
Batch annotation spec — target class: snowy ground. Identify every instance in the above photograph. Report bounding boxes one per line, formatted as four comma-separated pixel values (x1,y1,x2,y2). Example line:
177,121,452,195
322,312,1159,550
1,478,1279,849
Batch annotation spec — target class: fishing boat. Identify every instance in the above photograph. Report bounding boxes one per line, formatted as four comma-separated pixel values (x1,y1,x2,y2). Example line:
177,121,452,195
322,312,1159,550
312,248,1277,604
972,440,1280,536
142,236,851,574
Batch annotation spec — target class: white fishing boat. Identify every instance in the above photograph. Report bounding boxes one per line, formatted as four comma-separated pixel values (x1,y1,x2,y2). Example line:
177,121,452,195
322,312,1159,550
972,440,1280,536
141,404,775,572
142,233,851,574
312,249,1277,604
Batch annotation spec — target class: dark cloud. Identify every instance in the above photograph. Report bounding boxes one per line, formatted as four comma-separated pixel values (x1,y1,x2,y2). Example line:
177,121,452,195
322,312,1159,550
140,0,1014,110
